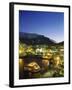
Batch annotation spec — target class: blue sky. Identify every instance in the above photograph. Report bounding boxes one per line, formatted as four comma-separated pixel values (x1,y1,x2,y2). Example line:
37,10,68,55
19,10,64,43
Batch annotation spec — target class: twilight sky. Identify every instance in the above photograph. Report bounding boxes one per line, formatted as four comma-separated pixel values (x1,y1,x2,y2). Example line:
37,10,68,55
19,10,64,43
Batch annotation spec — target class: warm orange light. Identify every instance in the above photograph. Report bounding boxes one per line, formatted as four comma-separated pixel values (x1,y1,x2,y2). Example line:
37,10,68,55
19,59,23,64
56,56,60,60
54,56,60,66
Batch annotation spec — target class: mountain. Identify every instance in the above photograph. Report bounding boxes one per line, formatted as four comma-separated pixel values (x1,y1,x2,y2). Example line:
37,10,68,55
19,32,56,45
57,41,64,45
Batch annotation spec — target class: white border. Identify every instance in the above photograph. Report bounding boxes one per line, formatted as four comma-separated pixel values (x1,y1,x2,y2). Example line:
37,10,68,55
14,4,69,86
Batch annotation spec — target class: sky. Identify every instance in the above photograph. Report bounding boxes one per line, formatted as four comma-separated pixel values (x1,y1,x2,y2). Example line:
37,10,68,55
19,10,64,43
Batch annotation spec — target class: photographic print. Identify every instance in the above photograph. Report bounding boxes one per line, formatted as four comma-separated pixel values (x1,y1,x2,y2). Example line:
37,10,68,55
19,10,64,79
9,2,70,87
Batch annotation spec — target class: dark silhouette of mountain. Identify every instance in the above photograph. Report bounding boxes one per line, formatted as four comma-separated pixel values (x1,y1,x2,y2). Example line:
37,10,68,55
19,32,57,45
57,41,64,45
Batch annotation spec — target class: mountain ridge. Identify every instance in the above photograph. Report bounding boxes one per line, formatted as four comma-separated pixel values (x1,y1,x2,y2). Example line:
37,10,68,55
19,32,63,45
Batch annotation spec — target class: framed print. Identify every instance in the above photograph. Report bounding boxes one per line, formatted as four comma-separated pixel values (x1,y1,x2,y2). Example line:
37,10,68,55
9,2,70,87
